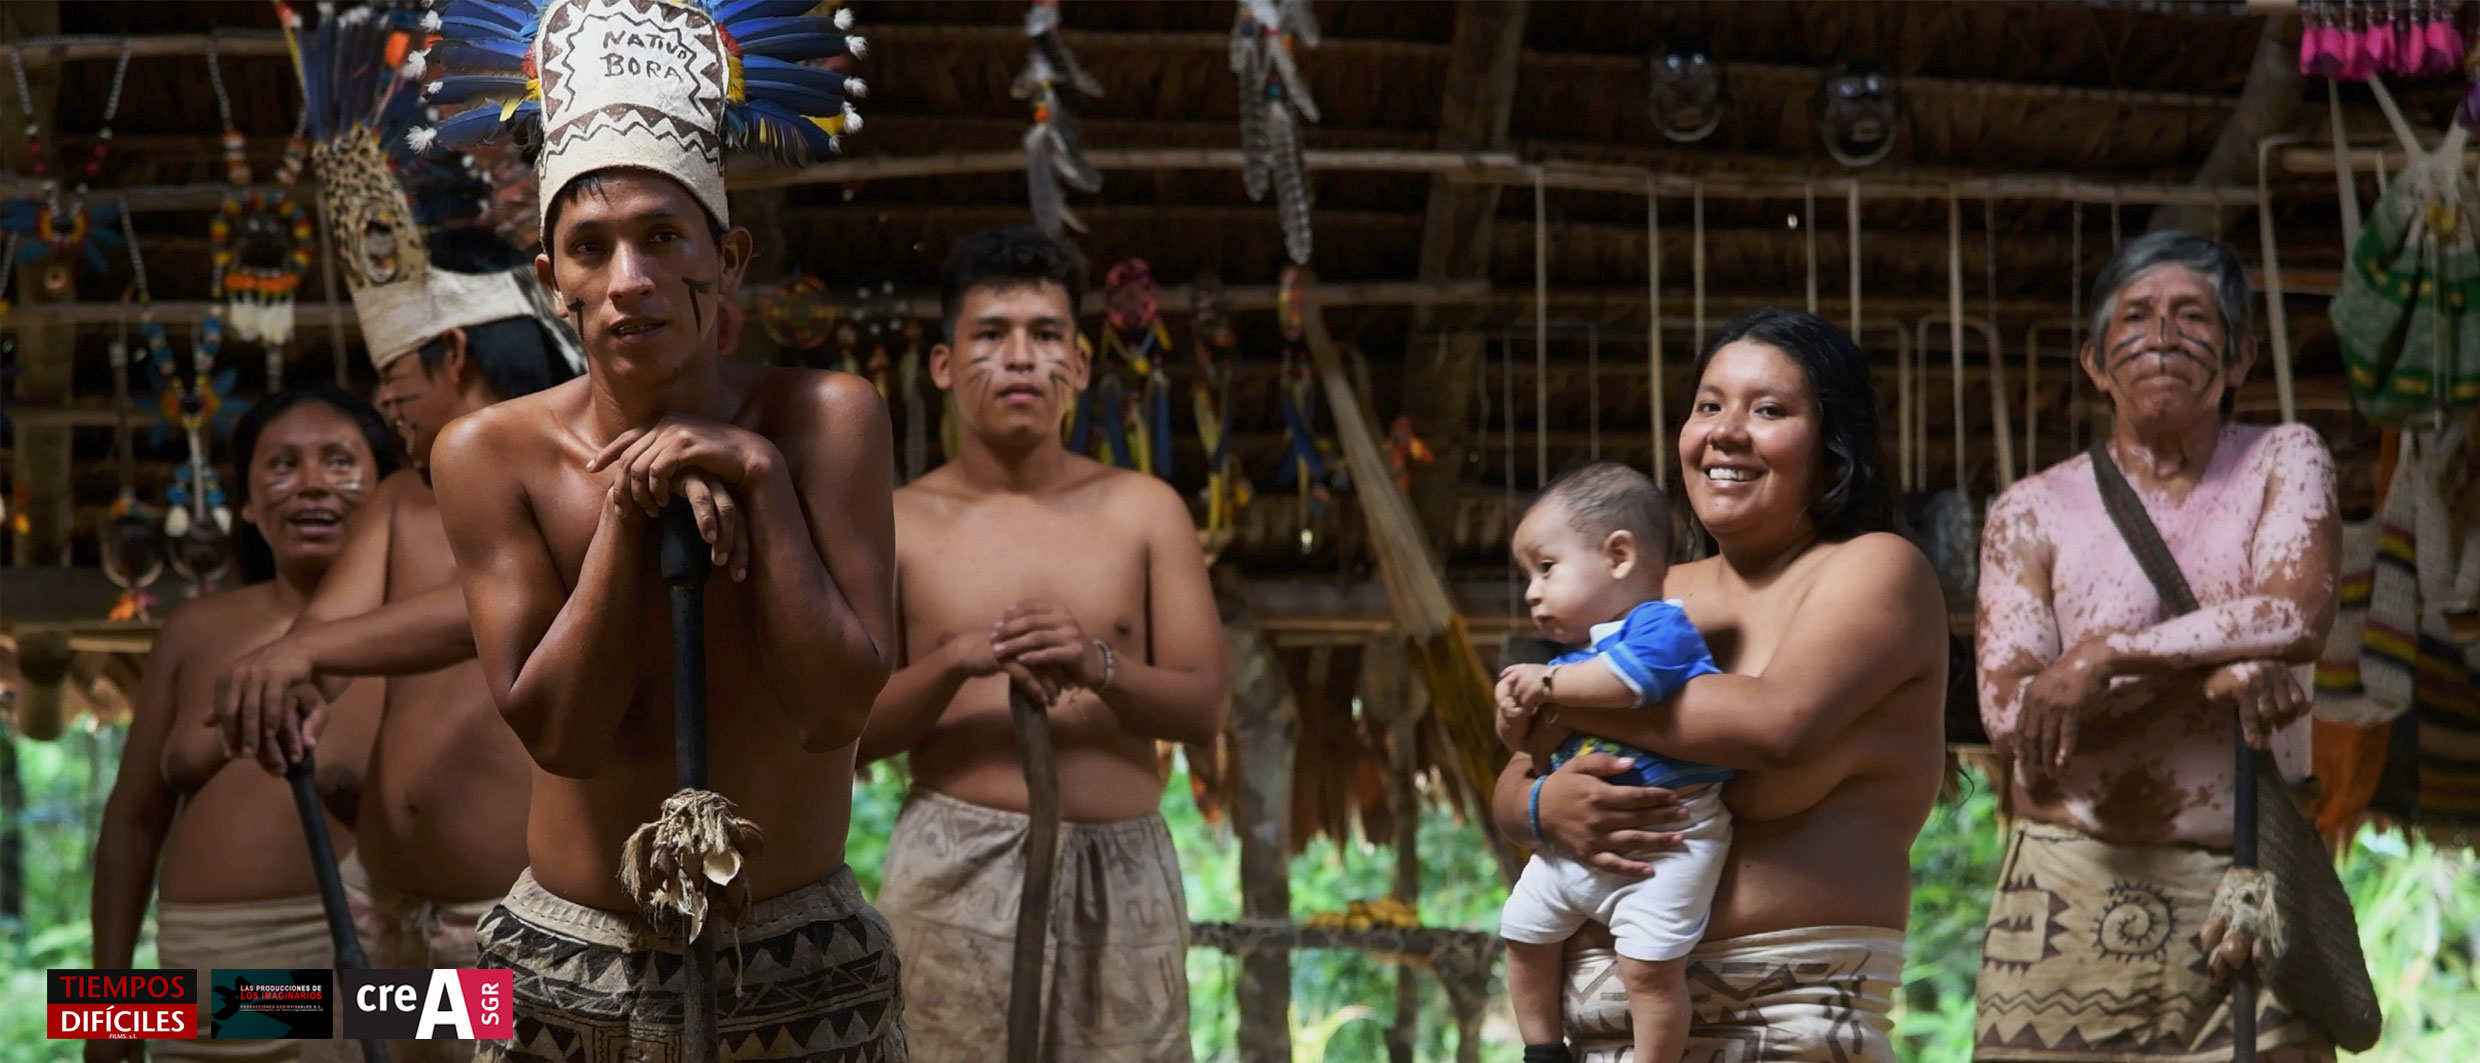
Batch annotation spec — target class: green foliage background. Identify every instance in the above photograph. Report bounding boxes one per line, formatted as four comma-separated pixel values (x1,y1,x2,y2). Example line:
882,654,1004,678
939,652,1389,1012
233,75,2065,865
4,728,2474,1061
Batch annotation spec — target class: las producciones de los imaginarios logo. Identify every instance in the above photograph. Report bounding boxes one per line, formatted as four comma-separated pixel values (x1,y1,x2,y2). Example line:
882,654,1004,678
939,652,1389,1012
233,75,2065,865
50,968,515,1041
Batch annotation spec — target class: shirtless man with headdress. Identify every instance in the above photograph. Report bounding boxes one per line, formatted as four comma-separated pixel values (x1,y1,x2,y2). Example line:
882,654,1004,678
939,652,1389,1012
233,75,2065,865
209,26,582,1056
861,225,1230,1063
1974,230,2341,1062
415,1,899,1058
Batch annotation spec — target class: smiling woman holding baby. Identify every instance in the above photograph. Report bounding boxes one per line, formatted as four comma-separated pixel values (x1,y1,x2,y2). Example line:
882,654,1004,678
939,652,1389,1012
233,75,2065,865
1490,308,1950,1062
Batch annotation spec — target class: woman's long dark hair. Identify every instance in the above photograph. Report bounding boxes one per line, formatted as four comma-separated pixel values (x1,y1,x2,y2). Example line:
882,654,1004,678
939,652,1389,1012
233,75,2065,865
1687,308,1894,542
229,384,401,584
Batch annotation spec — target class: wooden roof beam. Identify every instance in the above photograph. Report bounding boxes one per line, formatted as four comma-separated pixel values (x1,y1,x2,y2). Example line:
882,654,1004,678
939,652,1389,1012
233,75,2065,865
861,24,2238,114
746,146,2264,205
4,29,289,68
1404,0,1530,552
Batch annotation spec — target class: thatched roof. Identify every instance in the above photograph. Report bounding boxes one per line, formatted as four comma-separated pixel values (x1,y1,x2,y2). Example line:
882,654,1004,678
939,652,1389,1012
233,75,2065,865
0,0,2427,580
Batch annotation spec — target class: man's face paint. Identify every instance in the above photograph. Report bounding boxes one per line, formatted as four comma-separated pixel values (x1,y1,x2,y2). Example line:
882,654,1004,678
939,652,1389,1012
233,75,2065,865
933,280,1084,439
539,172,747,373
683,275,715,335
2087,265,2237,423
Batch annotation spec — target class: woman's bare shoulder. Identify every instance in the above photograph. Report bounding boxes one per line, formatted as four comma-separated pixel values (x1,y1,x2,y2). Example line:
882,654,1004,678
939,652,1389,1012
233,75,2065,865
1795,533,1945,616
151,583,275,668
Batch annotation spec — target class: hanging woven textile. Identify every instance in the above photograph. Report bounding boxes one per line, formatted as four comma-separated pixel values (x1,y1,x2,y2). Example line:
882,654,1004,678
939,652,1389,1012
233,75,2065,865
2332,79,2480,429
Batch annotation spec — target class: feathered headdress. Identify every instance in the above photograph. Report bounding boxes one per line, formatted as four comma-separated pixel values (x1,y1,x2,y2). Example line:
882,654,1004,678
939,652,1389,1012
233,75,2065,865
290,2,568,372
413,0,867,229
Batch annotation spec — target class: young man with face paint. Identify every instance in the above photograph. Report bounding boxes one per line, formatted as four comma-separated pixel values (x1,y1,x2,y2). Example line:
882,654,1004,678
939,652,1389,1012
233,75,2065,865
859,226,1229,1062
417,1,899,1059
1972,231,2342,1062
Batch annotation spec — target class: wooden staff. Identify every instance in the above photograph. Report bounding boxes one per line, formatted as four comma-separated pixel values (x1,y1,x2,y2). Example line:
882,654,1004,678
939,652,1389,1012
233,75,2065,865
283,754,386,1063
2231,719,2258,1063
656,500,721,1063
1006,682,1060,1063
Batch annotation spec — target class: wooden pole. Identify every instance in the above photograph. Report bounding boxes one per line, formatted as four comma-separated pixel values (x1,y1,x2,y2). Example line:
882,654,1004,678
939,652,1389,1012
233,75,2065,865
1219,569,1298,1063
1647,181,1665,490
284,755,387,1063
655,502,720,1063
1005,683,1059,1063
1533,168,1548,489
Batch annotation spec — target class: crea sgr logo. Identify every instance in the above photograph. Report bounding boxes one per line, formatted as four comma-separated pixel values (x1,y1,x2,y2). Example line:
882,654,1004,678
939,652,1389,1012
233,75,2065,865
46,969,199,1040
341,969,517,1040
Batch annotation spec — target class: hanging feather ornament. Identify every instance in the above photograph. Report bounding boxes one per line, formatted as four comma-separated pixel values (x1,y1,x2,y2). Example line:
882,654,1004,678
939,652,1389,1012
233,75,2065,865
1102,259,1175,479
1232,0,1320,264
145,312,242,597
1265,265,1332,549
1015,0,1103,237
1191,272,1249,535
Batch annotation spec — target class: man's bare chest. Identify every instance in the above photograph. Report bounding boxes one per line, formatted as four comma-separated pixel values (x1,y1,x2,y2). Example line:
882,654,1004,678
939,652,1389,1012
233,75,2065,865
901,533,1148,641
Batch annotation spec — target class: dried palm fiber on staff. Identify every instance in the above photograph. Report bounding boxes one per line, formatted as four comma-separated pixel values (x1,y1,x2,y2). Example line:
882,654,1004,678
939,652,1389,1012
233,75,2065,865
1294,270,1518,881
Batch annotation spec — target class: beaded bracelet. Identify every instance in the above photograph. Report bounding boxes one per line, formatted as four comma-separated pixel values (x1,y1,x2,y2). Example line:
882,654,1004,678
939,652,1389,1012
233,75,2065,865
1092,639,1118,692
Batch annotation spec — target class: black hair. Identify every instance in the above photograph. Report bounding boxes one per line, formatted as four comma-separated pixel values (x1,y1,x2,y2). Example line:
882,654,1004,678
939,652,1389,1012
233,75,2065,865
939,225,1087,346
228,384,400,584
1529,460,1672,563
540,169,727,262
412,228,579,398
1691,308,1893,542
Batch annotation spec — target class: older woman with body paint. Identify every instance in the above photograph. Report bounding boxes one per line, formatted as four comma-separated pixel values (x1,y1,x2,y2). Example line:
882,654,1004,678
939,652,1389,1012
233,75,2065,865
1493,308,1950,1062
1971,230,2340,1062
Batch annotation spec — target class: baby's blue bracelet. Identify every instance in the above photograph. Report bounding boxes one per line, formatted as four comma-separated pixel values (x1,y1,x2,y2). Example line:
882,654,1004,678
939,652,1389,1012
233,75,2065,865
1528,775,1549,847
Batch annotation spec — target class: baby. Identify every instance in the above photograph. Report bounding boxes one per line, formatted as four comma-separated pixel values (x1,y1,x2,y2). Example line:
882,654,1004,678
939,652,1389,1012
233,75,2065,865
1495,461,1733,1063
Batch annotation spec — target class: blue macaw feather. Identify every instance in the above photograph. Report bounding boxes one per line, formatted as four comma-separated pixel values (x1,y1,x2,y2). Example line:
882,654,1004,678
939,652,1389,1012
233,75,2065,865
711,0,824,25
431,37,531,71
438,0,538,36
730,16,851,61
300,4,409,139
735,98,838,159
427,99,537,149
426,72,532,105
739,55,849,115
440,12,533,41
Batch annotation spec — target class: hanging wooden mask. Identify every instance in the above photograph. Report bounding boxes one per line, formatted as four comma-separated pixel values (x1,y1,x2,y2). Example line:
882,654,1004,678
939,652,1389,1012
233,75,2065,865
1814,61,1900,167
1648,37,1724,144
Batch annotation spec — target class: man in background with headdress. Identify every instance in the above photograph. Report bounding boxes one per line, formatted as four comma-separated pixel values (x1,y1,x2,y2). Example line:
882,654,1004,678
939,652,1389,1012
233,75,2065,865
417,0,900,1059
1973,230,2340,1062
859,225,1229,1062
209,42,583,1056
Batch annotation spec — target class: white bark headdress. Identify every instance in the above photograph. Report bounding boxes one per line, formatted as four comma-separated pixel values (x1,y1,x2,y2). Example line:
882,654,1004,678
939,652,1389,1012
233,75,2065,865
413,0,867,230
295,4,562,372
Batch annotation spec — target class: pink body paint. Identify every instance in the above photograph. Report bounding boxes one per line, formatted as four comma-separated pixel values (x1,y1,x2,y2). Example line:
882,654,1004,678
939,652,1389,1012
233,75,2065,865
1978,422,2338,845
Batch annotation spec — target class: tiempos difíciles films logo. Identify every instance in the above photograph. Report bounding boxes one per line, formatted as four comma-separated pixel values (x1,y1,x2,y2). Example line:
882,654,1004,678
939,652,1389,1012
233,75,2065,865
341,969,516,1040
47,969,198,1040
